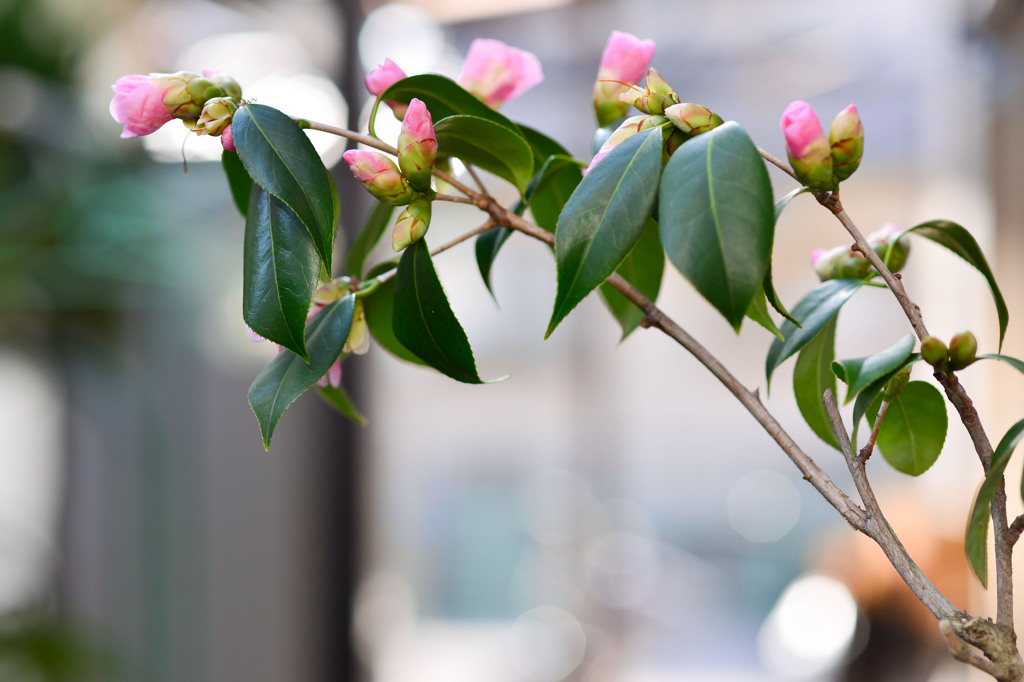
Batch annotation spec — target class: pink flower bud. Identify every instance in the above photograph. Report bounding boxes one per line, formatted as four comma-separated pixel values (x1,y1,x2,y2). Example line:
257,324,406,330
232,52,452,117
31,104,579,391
344,299,370,355
318,360,342,389
365,59,409,119
458,39,543,109
829,104,864,182
397,98,437,191
584,114,666,175
221,124,235,152
343,149,416,205
593,30,656,127
109,74,181,138
780,100,835,192
392,198,432,251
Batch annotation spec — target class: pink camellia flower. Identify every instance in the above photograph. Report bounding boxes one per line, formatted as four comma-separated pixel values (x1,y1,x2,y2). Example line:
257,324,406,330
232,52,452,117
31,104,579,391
109,74,180,138
780,100,834,192
366,58,409,119
457,38,543,109
593,31,655,127
397,98,437,191
342,149,416,205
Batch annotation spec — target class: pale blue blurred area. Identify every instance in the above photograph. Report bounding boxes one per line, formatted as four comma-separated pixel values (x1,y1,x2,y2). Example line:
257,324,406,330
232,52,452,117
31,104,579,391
0,0,1020,680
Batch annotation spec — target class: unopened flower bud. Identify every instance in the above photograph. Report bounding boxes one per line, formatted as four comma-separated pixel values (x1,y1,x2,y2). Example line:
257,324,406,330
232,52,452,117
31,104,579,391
397,98,437,191
948,331,978,371
343,150,416,205
620,67,679,116
110,72,198,138
221,124,235,151
867,223,911,274
830,104,863,182
344,299,370,355
882,366,912,400
318,361,342,389
366,59,409,119
393,197,432,251
780,100,835,192
921,336,949,369
197,96,237,136
664,102,724,138
812,245,871,281
458,39,543,110
592,31,656,127
584,114,666,175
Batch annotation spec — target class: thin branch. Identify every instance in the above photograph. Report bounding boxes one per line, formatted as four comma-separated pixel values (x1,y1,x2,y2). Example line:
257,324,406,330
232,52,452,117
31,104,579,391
757,147,799,182
822,389,958,620
434,194,477,206
464,164,489,195
370,219,496,286
1009,514,1024,547
858,398,890,463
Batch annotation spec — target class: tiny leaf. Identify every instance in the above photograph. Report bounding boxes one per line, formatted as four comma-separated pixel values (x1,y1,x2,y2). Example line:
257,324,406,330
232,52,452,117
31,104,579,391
832,334,916,403
965,419,1024,586
659,122,775,330
394,239,488,383
745,284,785,341
547,126,663,338
317,383,368,426
793,316,840,449
248,294,355,449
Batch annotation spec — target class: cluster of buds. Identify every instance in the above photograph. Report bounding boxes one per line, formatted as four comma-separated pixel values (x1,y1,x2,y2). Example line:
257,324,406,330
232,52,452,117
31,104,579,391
921,331,978,372
780,101,864,192
343,98,437,251
592,31,656,127
110,70,243,150
811,223,911,281
366,38,542,119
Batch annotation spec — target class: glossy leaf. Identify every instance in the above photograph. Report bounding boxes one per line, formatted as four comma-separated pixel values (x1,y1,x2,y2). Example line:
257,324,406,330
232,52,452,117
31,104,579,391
965,419,1024,586
867,381,947,476
243,187,320,360
659,122,775,330
547,127,663,338
394,239,487,383
899,220,1008,349
793,316,840,449
317,382,368,426
475,226,513,298
765,279,864,386
248,294,355,449
233,103,337,270
222,150,252,217
600,218,664,339
527,154,584,231
345,200,394,278
745,285,785,341
363,262,427,366
832,334,915,403
381,74,517,130
850,354,920,449
433,115,534,193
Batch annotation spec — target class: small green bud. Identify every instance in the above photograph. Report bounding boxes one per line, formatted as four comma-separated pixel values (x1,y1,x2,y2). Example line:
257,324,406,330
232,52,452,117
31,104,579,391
882,366,912,400
948,331,978,371
619,67,679,116
393,197,432,251
811,245,871,281
829,105,864,182
920,336,949,369
197,96,237,136
664,103,724,138
867,224,911,274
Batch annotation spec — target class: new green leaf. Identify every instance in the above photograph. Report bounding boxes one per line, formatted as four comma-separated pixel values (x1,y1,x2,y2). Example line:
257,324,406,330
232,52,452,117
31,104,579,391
600,218,664,339
248,294,355,449
243,187,321,360
793,316,840,449
233,103,337,270
547,127,663,337
659,122,775,330
765,279,864,386
867,381,947,476
832,334,915,403
965,419,1024,586
317,383,368,426
394,239,489,383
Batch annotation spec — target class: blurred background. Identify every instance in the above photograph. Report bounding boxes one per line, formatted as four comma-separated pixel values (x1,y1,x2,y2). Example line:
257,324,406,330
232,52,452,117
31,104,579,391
3,0,1024,680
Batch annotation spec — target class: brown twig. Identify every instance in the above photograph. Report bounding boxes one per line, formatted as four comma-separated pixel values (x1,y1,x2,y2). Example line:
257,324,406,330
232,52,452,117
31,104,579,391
858,399,890,463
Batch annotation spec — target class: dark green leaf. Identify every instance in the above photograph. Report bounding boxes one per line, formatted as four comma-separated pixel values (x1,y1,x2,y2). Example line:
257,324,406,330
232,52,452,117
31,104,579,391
248,294,355,449
977,353,1024,375
659,122,775,330
233,103,337,270
243,187,320,360
765,279,864,386
433,115,534,193
475,226,513,298
868,381,947,476
527,154,584,231
364,261,427,366
317,382,368,426
394,239,488,383
381,74,518,130
832,334,915,403
965,419,1024,586
345,200,394,278
745,284,785,341
762,262,799,327
222,150,252,217
793,316,840,449
600,217,664,339
547,127,663,338
900,220,1008,350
